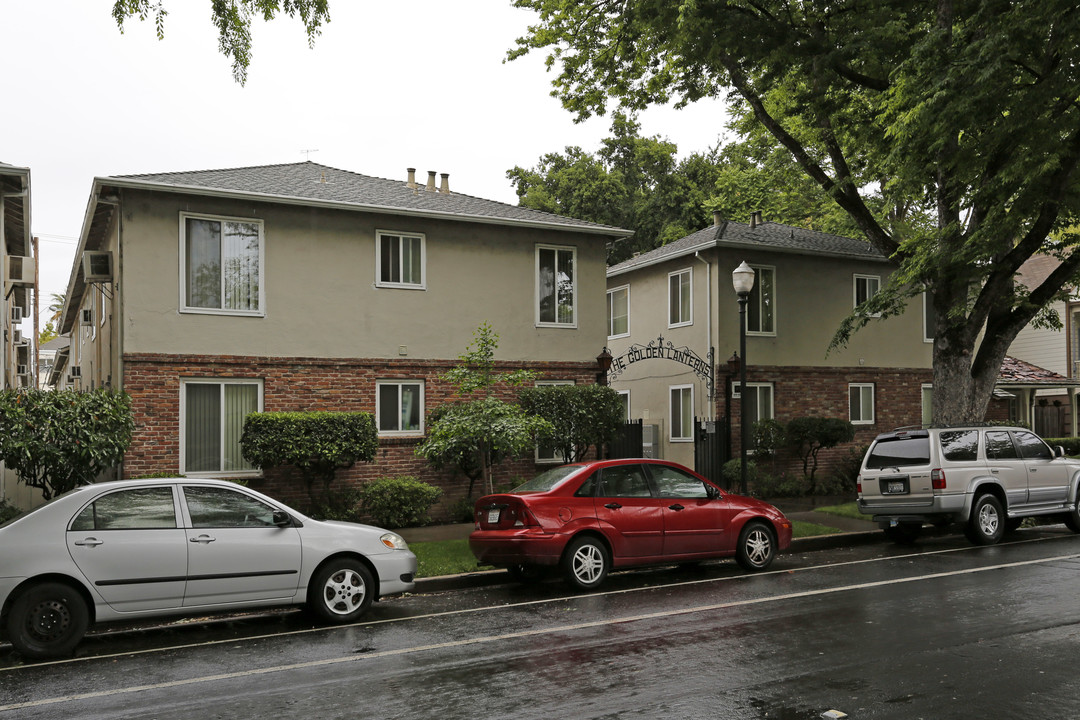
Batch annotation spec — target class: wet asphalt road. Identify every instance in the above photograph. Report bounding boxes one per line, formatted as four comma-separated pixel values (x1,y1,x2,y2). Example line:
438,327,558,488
3,527,1080,719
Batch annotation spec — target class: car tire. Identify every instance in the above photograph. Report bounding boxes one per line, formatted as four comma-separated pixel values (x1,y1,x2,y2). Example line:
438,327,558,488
5,581,90,660
308,558,375,623
883,523,923,544
966,494,1005,545
507,563,547,583
1064,497,1080,533
561,536,609,591
736,521,776,571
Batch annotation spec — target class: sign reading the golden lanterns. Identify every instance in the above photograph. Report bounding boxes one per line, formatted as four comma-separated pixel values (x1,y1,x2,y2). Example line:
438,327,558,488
608,335,715,397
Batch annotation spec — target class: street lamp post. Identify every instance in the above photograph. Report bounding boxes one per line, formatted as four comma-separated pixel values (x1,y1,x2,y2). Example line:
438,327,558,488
731,261,756,496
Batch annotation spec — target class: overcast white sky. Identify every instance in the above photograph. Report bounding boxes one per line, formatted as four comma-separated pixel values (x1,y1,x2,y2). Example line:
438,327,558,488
6,1,728,326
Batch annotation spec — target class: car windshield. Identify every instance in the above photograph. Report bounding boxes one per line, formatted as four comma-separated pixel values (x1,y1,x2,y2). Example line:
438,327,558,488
866,436,931,469
512,465,583,493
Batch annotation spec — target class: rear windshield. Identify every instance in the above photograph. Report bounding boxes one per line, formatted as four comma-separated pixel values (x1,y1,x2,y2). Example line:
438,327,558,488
511,465,582,493
866,436,931,469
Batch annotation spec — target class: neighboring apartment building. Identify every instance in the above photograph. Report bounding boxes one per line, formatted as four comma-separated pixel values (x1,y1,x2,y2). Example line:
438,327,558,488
57,162,631,511
1,162,37,508
605,213,933,475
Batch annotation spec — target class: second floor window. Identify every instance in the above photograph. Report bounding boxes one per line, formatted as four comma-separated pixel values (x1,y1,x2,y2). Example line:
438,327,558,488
377,231,425,288
537,245,576,326
854,274,881,314
182,214,263,315
608,285,629,338
746,265,775,335
669,269,692,327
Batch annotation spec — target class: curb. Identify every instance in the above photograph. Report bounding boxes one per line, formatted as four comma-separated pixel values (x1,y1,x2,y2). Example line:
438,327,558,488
412,528,883,593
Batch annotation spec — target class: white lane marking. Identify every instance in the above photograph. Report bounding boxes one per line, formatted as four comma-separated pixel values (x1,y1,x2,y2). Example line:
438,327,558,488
0,533,1069,672
2,550,1078,714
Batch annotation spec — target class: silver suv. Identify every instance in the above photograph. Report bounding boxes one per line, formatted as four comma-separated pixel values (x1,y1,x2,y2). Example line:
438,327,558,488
857,426,1080,544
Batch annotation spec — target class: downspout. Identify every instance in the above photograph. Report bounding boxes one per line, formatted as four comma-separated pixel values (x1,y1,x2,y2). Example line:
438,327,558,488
695,251,713,420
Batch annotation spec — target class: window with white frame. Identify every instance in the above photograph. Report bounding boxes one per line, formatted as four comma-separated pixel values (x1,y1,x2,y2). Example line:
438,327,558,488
668,269,692,327
377,380,424,435
376,230,425,289
617,390,630,421
850,383,875,425
854,274,881,315
607,285,630,338
181,379,262,476
181,214,263,315
536,380,574,462
923,291,935,343
536,245,577,326
921,384,933,426
746,265,775,335
740,382,775,423
670,385,694,442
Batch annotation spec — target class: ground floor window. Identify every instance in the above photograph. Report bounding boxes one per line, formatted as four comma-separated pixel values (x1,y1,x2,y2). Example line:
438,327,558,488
670,385,694,442
849,383,876,425
377,380,424,435
741,382,775,423
181,379,262,476
922,384,933,426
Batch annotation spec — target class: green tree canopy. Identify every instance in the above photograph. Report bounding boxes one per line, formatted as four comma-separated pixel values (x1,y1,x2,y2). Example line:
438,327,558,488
0,389,135,500
112,0,331,84
512,0,1080,424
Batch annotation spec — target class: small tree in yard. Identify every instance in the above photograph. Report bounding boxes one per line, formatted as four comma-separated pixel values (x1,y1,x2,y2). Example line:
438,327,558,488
241,411,377,506
0,389,134,500
785,417,856,494
518,384,625,463
416,323,552,496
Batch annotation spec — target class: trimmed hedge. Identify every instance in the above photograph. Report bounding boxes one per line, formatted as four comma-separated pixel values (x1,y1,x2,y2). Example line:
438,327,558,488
1043,437,1080,456
359,476,443,529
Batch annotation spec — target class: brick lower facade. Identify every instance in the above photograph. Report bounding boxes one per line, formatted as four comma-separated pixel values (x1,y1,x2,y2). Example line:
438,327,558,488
122,353,596,517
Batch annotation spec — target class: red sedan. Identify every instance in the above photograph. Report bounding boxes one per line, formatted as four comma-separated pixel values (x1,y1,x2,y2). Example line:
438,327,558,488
470,459,792,590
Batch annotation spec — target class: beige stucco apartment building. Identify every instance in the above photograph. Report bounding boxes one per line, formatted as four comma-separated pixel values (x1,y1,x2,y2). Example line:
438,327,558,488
605,213,934,474
56,162,631,512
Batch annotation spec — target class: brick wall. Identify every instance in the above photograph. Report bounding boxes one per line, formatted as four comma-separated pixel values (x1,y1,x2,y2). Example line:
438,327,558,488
122,353,595,517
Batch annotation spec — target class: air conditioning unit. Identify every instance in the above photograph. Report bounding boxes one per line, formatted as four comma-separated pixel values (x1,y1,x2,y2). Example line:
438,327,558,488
6,256,35,286
12,329,25,345
9,305,23,323
82,251,114,283
69,366,82,378
81,308,93,325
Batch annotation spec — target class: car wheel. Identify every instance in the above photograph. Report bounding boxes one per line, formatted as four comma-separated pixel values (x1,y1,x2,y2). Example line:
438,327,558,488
507,563,547,583
561,536,609,590
736,521,776,571
308,558,374,623
883,523,923,544
5,581,89,660
966,494,1005,545
1064,497,1080,533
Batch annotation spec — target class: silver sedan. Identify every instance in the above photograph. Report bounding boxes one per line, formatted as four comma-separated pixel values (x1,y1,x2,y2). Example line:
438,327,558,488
0,478,417,659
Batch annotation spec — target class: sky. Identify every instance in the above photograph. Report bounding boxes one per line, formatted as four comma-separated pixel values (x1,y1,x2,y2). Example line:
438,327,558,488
5,1,729,330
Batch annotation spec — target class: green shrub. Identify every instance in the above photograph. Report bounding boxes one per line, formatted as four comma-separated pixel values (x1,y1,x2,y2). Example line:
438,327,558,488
447,496,478,523
752,418,786,457
830,444,869,493
786,417,856,492
751,472,808,499
309,487,365,523
1043,437,1080,456
359,476,443,529
0,499,21,525
721,458,763,492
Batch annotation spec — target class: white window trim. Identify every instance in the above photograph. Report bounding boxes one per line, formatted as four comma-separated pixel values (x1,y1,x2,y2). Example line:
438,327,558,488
607,284,631,339
746,264,777,337
921,383,933,426
922,291,934,344
617,389,631,421
376,379,426,436
853,274,882,317
374,229,427,290
179,212,266,317
668,268,693,329
535,244,578,328
670,384,694,443
850,383,876,425
535,380,575,463
178,378,264,479
742,382,775,423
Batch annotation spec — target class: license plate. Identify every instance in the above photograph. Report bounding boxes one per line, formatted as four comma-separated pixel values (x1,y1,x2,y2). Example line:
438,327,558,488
887,481,906,494
487,508,501,524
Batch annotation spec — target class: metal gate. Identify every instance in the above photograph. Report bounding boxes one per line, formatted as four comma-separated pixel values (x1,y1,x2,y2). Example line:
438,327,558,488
694,416,729,488
606,419,644,459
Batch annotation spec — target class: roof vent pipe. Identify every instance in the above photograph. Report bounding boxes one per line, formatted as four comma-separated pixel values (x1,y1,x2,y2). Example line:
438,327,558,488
426,171,437,192
750,210,762,229
407,168,417,190
712,211,723,226
440,173,450,195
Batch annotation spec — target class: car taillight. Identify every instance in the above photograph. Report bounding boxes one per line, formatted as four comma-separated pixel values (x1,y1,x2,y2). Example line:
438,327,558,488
931,469,946,489
511,502,540,528
856,475,862,495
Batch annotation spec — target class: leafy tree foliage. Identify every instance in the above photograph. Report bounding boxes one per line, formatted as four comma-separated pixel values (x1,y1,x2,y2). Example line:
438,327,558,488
512,0,1080,424
416,323,552,495
240,411,377,506
0,389,134,500
518,384,625,463
112,0,331,84
785,417,856,493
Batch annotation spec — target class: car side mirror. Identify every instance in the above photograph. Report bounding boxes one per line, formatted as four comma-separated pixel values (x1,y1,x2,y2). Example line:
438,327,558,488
706,485,722,500
272,510,293,527
1056,446,1066,458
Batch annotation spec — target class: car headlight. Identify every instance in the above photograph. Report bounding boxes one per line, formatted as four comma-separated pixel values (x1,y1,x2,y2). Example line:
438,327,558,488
380,532,409,550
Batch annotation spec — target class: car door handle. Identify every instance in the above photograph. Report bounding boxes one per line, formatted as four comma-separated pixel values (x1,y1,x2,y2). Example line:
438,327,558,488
74,537,104,547
669,504,685,511
190,534,216,544
991,468,1000,473
1030,468,1038,473
604,503,622,510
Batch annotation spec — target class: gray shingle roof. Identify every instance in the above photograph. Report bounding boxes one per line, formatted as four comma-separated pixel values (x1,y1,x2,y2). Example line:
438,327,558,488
608,219,885,276
106,162,631,237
